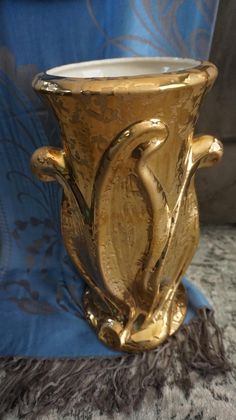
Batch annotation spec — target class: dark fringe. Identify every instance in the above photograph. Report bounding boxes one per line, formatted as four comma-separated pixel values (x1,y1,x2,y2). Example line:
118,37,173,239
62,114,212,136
0,309,231,419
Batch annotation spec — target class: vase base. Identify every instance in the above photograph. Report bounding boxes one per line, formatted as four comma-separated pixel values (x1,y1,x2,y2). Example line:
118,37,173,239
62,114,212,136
83,284,187,352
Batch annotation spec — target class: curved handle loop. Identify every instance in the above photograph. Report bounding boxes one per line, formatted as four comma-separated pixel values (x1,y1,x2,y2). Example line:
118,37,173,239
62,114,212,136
192,135,223,168
31,146,68,183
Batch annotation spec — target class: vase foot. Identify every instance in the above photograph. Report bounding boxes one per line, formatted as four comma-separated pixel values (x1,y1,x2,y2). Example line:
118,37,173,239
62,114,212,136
83,284,187,352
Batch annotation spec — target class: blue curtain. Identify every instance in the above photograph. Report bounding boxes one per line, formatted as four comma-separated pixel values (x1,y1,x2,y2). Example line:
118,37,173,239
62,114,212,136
0,0,219,357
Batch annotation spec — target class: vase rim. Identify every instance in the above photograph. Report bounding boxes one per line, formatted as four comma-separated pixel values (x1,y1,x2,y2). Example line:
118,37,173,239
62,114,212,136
33,57,217,95
46,57,201,79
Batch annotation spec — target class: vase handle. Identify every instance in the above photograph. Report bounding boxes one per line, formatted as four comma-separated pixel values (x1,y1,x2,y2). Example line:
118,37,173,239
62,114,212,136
31,146,69,183
31,146,90,225
192,135,223,168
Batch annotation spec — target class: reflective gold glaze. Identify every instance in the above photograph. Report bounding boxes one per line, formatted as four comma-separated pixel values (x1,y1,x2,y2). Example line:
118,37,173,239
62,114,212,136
31,59,223,352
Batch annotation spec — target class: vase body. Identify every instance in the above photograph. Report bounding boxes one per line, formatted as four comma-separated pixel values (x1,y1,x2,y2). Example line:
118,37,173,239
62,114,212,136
31,58,222,352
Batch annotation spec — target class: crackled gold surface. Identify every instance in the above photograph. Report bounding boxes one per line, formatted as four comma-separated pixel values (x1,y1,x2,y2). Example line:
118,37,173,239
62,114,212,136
31,59,223,352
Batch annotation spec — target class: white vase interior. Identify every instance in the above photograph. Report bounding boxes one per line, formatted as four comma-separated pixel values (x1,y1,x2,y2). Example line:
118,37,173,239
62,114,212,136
46,57,201,79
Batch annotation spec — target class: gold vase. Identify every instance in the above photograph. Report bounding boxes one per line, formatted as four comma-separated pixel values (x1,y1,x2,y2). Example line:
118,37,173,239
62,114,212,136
31,57,222,352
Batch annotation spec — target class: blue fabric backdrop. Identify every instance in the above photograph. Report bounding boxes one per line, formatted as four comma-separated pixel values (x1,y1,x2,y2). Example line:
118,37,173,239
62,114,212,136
0,0,219,358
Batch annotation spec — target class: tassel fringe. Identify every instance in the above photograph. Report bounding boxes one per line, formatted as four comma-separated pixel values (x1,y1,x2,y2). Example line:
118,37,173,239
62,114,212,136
0,309,231,419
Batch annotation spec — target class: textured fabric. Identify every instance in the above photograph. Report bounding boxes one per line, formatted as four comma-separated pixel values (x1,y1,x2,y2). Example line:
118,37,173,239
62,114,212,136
0,277,209,358
0,226,234,420
0,0,219,358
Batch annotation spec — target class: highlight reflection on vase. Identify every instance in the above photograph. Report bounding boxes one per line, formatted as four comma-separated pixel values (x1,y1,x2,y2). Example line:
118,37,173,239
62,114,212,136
31,57,223,352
